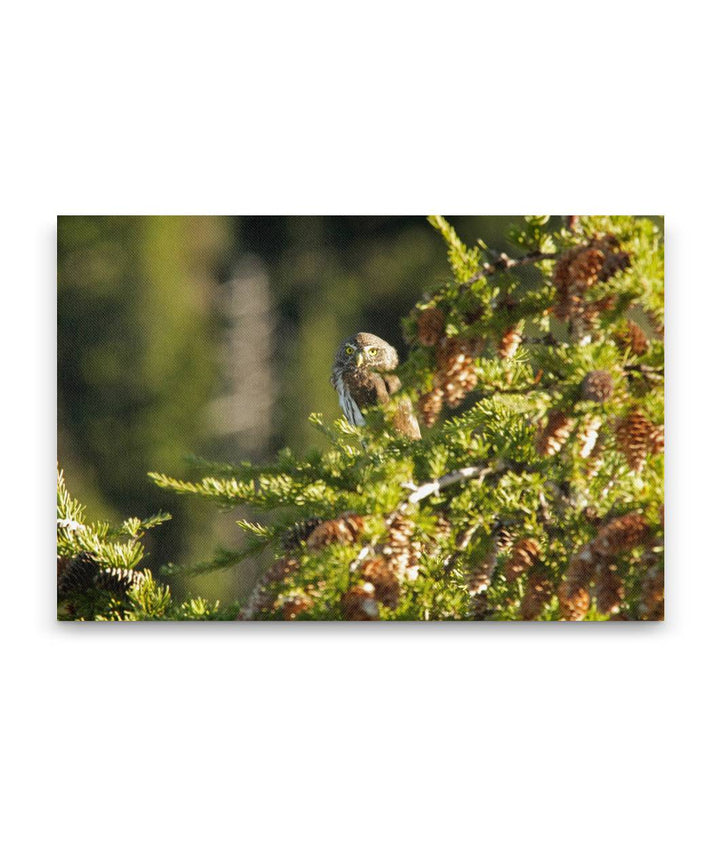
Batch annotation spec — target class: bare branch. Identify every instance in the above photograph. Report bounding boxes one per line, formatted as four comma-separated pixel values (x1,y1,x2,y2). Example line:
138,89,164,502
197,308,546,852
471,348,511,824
406,465,493,503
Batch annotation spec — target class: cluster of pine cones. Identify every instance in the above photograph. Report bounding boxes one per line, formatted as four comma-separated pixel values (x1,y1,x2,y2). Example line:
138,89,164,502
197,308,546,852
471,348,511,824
469,512,662,621
344,515,423,619
241,512,423,620
415,307,483,427
467,533,542,619
467,533,557,621
552,235,630,335
556,513,660,620
534,368,663,475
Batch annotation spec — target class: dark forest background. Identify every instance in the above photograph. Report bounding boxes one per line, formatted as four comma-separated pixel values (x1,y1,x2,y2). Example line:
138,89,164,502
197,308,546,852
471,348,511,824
56,215,544,603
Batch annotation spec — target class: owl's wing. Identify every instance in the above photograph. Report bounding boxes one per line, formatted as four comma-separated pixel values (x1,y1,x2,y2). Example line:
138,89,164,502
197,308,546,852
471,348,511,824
383,374,402,396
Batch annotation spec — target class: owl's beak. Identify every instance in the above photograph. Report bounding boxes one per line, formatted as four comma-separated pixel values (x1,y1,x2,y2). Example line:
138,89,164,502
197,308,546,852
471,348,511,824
354,351,364,367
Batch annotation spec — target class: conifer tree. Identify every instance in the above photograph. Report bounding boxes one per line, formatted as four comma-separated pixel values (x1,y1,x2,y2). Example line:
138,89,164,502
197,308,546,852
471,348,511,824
60,215,664,621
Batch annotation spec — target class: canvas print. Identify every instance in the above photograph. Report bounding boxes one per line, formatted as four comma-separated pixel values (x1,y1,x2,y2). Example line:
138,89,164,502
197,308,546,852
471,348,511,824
57,215,664,621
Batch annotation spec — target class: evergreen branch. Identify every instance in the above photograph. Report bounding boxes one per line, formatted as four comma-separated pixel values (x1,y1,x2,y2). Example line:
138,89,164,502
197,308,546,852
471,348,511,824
460,250,559,288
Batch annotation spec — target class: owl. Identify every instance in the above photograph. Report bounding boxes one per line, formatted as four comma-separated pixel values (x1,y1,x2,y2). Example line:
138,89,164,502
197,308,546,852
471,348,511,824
331,332,421,439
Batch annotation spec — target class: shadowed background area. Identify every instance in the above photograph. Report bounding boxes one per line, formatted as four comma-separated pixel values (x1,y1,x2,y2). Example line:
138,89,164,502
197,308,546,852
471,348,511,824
57,215,518,603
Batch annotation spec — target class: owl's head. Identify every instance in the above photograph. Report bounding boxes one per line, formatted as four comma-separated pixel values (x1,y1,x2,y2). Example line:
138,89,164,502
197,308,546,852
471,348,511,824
334,332,398,373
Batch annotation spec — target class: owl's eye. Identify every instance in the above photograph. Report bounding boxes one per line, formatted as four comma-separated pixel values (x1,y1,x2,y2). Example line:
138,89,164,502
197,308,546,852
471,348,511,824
367,347,378,357
345,346,354,355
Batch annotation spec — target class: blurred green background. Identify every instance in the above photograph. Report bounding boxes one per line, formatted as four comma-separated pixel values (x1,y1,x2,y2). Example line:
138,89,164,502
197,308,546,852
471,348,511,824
57,215,517,603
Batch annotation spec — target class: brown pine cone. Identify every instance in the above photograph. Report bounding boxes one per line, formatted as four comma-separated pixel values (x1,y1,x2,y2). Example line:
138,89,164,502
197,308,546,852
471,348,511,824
493,525,514,552
306,514,365,550
417,307,446,346
591,513,650,557
553,246,603,321
497,326,522,360
581,370,614,402
649,424,664,455
595,563,624,615
615,410,653,472
360,556,400,609
558,580,590,621
436,338,478,408
505,538,540,582
467,540,499,596
520,572,553,620
557,545,597,620
281,593,312,620
536,410,574,456
615,320,649,355
383,515,421,581
418,387,444,428
553,237,629,323
567,247,604,289
341,583,379,620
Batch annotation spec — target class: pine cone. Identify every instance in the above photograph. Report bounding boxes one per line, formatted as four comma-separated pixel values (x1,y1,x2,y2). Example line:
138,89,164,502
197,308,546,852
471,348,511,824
417,307,446,346
281,593,312,620
558,546,596,621
436,338,478,408
497,326,522,360
306,514,365,550
591,513,650,557
520,573,553,620
581,370,614,402
577,415,602,459
553,246,603,321
553,237,630,324
467,540,499,596
615,410,653,472
505,538,540,582
57,552,99,596
615,320,649,355
649,424,664,455
493,524,514,552
57,552,146,597
360,556,400,609
96,566,148,596
536,410,574,456
558,580,590,621
595,563,624,615
282,517,325,550
418,387,444,428
383,515,421,581
341,583,379,620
